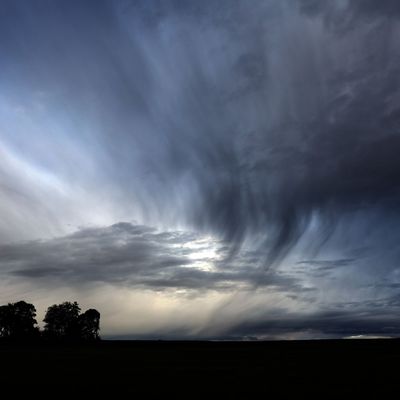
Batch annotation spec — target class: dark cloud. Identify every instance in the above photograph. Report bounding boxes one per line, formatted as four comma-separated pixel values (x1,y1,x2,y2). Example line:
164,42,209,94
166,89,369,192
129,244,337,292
298,0,400,21
2,0,400,263
226,309,400,338
1,223,192,285
349,0,400,18
0,223,307,293
219,290,400,338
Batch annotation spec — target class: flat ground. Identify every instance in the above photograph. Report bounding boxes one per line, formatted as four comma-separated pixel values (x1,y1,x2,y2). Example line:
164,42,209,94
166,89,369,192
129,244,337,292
1,339,399,396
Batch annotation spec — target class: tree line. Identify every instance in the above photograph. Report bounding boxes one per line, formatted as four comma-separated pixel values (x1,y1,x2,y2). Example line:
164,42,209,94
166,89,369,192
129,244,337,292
0,301,100,341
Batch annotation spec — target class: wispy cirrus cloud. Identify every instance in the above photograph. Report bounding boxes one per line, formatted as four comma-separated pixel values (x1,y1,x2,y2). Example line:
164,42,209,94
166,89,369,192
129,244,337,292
1,0,400,338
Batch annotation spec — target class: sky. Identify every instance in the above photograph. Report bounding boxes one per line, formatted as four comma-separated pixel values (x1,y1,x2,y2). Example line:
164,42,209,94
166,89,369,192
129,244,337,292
1,0,400,340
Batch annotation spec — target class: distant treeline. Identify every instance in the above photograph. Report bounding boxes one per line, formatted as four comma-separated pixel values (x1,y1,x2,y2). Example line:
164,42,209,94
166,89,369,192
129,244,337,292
0,301,100,342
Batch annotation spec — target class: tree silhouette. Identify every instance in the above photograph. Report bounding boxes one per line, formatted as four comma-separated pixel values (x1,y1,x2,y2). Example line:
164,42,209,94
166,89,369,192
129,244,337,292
43,301,101,341
79,309,101,340
0,301,38,340
1,300,100,342
43,301,81,340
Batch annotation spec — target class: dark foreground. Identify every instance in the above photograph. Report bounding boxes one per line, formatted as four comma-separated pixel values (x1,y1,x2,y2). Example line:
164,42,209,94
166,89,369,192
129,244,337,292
1,339,400,396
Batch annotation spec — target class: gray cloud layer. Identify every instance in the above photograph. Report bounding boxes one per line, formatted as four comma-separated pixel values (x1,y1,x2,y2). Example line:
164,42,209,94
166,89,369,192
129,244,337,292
1,222,301,292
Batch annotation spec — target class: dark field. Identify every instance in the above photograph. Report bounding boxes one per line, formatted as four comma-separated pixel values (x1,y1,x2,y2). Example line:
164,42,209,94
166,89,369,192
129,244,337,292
1,339,400,396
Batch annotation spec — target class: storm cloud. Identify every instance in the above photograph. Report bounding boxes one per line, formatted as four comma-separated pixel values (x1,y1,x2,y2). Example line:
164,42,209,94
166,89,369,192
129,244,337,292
1,0,400,338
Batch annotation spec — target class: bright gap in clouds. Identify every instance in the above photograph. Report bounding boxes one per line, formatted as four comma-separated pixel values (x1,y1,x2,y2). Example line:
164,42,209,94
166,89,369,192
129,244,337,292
182,236,221,272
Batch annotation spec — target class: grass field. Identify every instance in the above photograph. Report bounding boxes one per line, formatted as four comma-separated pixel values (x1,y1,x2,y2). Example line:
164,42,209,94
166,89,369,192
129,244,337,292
1,339,400,395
